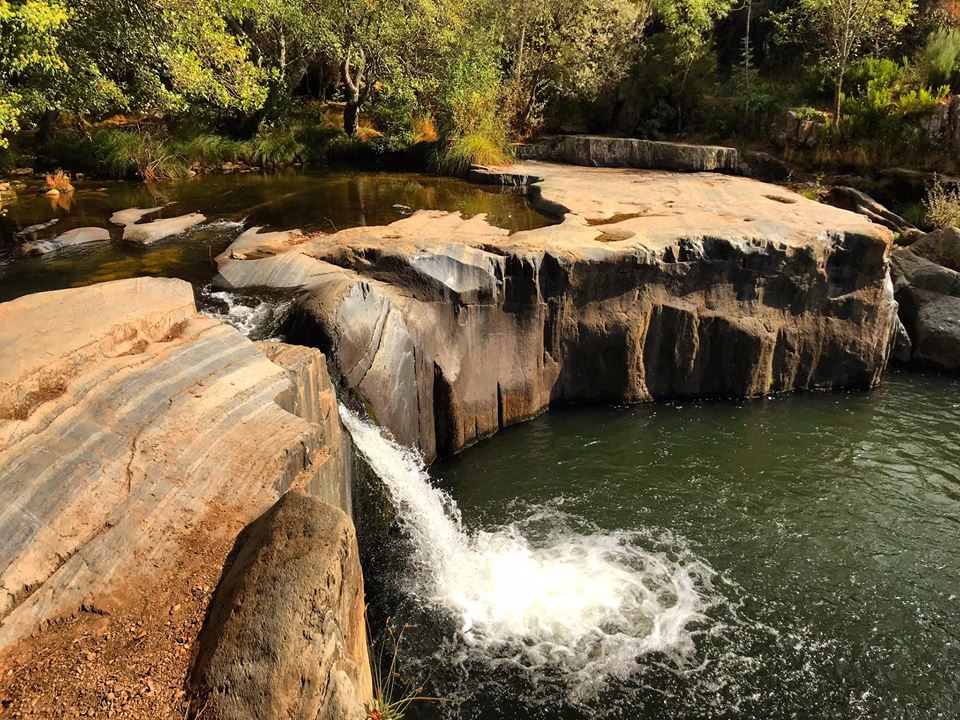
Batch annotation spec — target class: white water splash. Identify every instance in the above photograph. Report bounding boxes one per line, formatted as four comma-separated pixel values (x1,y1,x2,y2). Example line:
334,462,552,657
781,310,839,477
340,405,717,697
191,218,247,234
200,288,294,341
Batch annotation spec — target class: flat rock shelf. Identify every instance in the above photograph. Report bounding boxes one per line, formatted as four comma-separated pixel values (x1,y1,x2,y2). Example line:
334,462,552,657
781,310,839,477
216,161,898,460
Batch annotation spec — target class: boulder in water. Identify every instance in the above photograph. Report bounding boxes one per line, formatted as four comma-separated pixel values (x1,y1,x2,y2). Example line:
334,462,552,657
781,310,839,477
122,212,206,244
109,206,164,226
21,226,110,255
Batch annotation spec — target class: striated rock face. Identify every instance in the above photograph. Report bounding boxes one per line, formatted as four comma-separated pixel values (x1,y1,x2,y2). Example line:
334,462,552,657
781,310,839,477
216,162,897,460
0,277,354,654
891,228,960,369
189,491,372,720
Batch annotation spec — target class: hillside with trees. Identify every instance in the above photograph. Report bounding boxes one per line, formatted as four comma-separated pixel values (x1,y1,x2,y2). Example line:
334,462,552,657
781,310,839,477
1,0,959,179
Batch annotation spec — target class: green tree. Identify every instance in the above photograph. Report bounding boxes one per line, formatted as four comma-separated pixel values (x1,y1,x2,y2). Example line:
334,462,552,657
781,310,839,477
655,0,737,130
0,0,70,147
497,0,652,135
778,0,915,123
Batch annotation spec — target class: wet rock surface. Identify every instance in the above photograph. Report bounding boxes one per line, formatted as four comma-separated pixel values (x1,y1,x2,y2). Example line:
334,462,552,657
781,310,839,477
20,226,111,255
217,161,897,460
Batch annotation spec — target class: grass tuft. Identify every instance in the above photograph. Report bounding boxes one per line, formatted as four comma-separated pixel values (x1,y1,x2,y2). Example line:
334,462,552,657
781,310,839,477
366,617,443,720
924,175,960,230
437,128,512,175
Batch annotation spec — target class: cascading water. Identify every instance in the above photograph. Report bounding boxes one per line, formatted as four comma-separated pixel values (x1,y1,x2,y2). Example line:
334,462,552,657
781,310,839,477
199,287,295,341
339,405,726,704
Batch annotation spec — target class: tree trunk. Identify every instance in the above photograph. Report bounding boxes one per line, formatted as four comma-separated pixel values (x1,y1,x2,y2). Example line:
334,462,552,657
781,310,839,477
38,109,59,143
834,72,844,126
344,96,360,136
341,50,368,136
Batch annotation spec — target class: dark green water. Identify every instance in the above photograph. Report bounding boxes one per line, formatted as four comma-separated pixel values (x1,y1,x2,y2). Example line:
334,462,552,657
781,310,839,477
371,370,960,720
0,171,548,302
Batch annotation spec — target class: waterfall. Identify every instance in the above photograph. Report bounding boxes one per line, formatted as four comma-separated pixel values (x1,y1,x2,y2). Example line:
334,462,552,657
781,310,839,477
339,405,718,697
200,287,294,341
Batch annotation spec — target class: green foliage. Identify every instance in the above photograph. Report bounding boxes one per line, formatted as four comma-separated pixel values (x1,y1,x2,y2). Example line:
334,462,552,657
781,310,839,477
437,87,512,174
498,0,652,134
897,84,951,115
172,133,241,166
925,176,960,229
0,0,70,145
917,29,960,89
846,57,906,95
243,127,305,168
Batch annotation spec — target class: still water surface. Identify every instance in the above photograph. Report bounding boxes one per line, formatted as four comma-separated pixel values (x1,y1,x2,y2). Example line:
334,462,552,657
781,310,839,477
0,171,548,302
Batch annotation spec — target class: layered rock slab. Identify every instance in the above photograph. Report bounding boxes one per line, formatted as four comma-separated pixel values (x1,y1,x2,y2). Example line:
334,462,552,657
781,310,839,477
216,162,898,460
0,277,354,654
21,226,110,255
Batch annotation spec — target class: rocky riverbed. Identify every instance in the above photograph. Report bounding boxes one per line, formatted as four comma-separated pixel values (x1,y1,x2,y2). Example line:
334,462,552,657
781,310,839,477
0,157,923,719
0,277,368,718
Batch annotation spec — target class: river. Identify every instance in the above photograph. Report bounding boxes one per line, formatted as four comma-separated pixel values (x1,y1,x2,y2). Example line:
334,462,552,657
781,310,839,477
0,170,548,303
2,172,957,719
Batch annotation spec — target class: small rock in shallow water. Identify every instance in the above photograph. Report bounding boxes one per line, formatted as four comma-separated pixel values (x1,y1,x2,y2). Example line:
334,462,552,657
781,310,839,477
21,226,111,255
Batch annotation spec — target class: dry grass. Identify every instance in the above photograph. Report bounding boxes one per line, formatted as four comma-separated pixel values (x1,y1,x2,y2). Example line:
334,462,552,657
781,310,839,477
924,176,960,230
0,378,68,421
45,170,74,193
411,115,439,143
365,619,443,720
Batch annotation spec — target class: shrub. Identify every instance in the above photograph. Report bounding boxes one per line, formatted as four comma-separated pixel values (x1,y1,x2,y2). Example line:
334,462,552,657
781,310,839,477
897,85,951,117
172,133,241,167
89,129,189,181
436,89,512,174
917,29,960,90
846,57,905,96
924,176,960,230
241,126,305,168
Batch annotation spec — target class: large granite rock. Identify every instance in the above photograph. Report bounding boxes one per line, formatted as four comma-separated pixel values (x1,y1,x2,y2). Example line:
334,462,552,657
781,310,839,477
770,109,830,149
217,161,898,460
891,228,960,369
0,277,354,650
824,186,916,234
516,135,740,173
189,491,371,720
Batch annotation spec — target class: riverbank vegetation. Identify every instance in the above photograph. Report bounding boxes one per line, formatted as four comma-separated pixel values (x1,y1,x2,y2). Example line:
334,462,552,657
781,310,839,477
1,0,959,179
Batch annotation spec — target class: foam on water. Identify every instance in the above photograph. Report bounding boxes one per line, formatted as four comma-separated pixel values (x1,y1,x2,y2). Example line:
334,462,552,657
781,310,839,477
340,406,719,698
191,218,247,234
